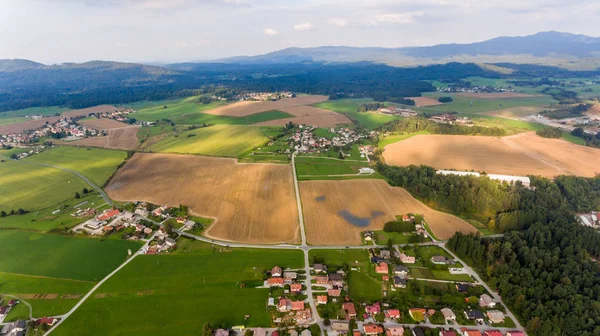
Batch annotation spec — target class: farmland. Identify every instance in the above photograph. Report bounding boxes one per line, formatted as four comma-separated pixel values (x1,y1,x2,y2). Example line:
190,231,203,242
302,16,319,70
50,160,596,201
295,157,369,177
67,126,140,150
416,92,556,115
299,179,475,245
78,118,132,130
147,125,272,157
129,98,227,122
383,132,600,178
312,99,403,129
255,105,351,128
106,153,300,244
53,241,303,335
24,146,127,186
203,95,328,117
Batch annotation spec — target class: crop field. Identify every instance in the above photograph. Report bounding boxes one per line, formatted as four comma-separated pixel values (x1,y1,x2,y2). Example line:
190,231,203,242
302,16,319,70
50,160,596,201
53,242,304,335
383,132,600,178
418,93,556,115
406,96,442,107
484,106,548,118
0,160,87,212
254,105,351,127
132,98,228,122
455,92,542,99
295,157,368,176
348,271,382,302
309,249,369,268
0,116,61,135
79,118,132,130
203,95,328,117
0,230,141,281
63,105,121,118
25,146,127,186
147,125,271,157
0,106,69,119
312,99,403,129
299,179,475,245
106,153,300,244
68,126,140,150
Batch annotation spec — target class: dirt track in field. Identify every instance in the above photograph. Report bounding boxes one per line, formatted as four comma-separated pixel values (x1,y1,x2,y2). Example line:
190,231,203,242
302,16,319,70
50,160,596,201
79,119,132,130
63,105,122,118
407,97,443,107
0,117,61,135
106,153,300,244
300,179,475,245
455,92,541,99
383,132,600,178
65,126,139,150
255,105,352,127
203,95,329,117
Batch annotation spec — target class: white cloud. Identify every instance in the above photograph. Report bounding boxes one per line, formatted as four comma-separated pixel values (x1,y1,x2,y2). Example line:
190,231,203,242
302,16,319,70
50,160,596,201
175,40,188,47
294,22,312,31
326,17,348,27
368,12,423,25
263,28,278,36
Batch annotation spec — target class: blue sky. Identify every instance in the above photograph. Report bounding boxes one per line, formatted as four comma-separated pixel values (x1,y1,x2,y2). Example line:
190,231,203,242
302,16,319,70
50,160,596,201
1,0,598,64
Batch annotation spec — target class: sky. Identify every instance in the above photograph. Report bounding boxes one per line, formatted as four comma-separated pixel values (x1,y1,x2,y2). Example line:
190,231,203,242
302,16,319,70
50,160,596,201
1,0,599,64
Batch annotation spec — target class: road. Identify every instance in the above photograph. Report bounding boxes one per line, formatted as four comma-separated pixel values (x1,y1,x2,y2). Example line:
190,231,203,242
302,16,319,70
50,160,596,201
0,295,34,325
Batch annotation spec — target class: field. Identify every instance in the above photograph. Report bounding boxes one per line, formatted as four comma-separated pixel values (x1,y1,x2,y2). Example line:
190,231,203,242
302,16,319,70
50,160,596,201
79,118,132,130
24,146,127,186
0,106,69,119
309,249,370,268
348,271,382,302
299,179,476,245
407,97,442,107
106,153,300,244
203,95,328,117
312,99,403,129
383,132,600,178
295,157,369,177
53,241,304,335
0,160,87,212
417,92,556,115
147,125,271,157
67,126,140,150
0,116,61,135
484,106,548,118
255,105,351,127
0,230,141,281
63,105,121,118
455,92,542,99
132,98,228,122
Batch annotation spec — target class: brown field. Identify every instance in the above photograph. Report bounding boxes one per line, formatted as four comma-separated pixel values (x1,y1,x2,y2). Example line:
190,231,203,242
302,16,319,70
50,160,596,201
484,106,548,118
63,105,121,118
203,95,329,117
587,104,600,117
0,116,60,135
106,153,300,244
407,97,443,107
456,92,541,99
65,126,139,150
79,119,131,130
255,105,351,127
300,179,475,245
383,132,600,178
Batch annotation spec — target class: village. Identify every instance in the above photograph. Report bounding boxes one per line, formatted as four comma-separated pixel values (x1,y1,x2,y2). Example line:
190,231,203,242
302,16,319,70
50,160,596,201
435,86,515,94
290,126,376,156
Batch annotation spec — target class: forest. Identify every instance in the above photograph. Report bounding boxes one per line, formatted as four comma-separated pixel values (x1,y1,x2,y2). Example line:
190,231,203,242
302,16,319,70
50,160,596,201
378,117,506,136
535,127,562,138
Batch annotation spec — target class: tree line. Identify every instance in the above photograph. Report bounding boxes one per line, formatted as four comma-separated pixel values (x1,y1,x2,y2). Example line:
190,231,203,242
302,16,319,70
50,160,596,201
378,117,506,136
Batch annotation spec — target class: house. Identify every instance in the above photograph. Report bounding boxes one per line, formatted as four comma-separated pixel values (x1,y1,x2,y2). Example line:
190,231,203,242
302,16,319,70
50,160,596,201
431,256,447,264
384,309,400,319
343,302,357,319
464,310,485,323
316,275,329,285
97,209,120,221
486,310,505,324
439,331,457,336
278,298,291,312
0,320,26,336
393,276,407,288
479,294,496,308
364,324,383,335
365,302,381,315
176,216,186,223
292,301,305,310
165,237,177,247
314,264,327,273
506,331,525,336
272,266,283,277
296,308,312,325
354,331,361,336
37,317,57,326
134,208,149,217
267,278,285,287
382,275,389,282
143,227,153,235
456,283,469,293
386,326,404,336
394,265,409,277
301,330,312,336
364,231,374,241
103,225,114,233
332,321,350,333
291,283,302,293
380,250,391,259
460,330,482,336
317,295,328,305
254,328,267,336
329,273,344,287
328,288,341,297
284,271,297,279
289,331,299,336
0,305,9,317
409,308,426,322
483,331,502,336
441,308,456,321
375,262,389,274
215,329,229,336
268,297,275,306
399,253,416,264
412,327,425,336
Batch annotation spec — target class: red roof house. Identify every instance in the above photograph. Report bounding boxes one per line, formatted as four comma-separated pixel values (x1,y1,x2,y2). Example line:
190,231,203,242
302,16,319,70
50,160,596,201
375,262,389,274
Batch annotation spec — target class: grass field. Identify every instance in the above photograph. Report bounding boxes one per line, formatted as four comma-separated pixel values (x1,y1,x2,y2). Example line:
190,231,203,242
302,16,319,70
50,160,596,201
0,160,88,212
309,249,370,268
0,106,69,119
132,97,228,122
24,146,127,186
295,157,369,176
53,241,303,335
0,230,142,281
313,99,403,129
378,131,430,148
147,125,272,157
348,270,382,302
417,92,557,115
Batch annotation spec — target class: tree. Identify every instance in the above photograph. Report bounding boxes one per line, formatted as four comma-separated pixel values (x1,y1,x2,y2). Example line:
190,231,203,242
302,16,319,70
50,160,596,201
75,192,81,199
349,319,357,331
82,188,89,194
164,221,173,235
309,324,321,336
338,151,345,160
387,238,393,250
202,323,213,336
571,127,585,138
323,318,331,326
0,211,6,217
438,96,453,103
244,330,254,336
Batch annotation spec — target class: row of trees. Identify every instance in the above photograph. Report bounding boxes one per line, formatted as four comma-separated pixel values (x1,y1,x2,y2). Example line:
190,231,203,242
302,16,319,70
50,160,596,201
378,117,506,137
356,102,385,112
571,127,600,148
536,127,562,138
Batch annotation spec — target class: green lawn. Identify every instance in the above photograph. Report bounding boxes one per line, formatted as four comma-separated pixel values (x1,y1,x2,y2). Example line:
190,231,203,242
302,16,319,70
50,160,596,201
0,160,88,213
147,125,272,157
53,241,303,335
24,146,127,186
309,249,370,268
374,231,423,245
561,131,586,145
295,157,368,176
378,131,430,148
430,270,473,282
348,271,382,302
0,117,27,126
0,230,142,281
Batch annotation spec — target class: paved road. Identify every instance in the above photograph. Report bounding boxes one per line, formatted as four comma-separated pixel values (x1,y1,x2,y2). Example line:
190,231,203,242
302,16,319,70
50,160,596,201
0,295,34,325
13,159,114,206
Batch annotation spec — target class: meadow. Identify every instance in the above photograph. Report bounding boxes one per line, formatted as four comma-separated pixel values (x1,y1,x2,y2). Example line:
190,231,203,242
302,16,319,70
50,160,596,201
312,99,403,129
0,106,69,119
0,230,142,281
147,125,273,157
309,249,370,268
131,97,227,122
25,146,127,186
53,241,303,335
348,271,382,302
416,92,556,115
295,157,369,176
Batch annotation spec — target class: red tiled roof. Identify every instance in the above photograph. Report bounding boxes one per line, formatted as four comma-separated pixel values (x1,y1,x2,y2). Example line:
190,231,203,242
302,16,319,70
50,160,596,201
484,331,503,336
317,295,327,304
291,283,302,292
384,309,400,318
364,324,383,334
267,278,284,285
291,301,305,310
327,289,341,296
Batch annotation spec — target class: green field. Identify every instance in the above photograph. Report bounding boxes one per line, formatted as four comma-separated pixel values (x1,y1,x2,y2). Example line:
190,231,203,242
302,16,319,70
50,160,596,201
313,99,403,129
132,97,228,122
53,241,303,335
0,106,70,119
148,124,273,157
0,230,142,281
295,157,368,176
309,249,369,268
378,131,430,148
418,92,557,115
24,146,127,186
348,270,382,302
0,160,88,213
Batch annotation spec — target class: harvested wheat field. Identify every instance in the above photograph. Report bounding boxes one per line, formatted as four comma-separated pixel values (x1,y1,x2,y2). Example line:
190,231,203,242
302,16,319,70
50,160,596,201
407,97,443,107
255,105,351,127
67,126,139,150
383,133,600,178
79,119,132,130
0,116,60,135
300,179,475,245
203,95,328,117
63,105,122,118
106,153,300,244
456,92,541,99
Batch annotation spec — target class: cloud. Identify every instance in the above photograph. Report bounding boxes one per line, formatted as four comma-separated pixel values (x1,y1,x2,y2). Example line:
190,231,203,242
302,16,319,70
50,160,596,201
293,22,313,31
263,28,278,36
367,12,423,25
326,17,348,27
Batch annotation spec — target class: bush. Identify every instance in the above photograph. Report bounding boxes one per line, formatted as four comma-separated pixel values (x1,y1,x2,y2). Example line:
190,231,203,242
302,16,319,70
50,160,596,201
438,96,453,103
536,127,562,139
